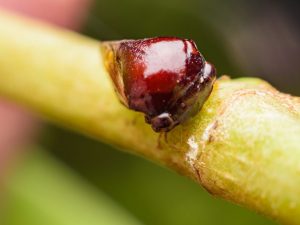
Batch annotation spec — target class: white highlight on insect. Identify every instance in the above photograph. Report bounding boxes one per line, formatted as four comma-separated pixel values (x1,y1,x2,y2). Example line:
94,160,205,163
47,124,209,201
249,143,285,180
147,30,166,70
203,62,213,79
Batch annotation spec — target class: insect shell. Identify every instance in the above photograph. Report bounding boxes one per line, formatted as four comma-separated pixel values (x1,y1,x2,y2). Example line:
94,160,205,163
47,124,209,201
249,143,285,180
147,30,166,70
102,37,216,132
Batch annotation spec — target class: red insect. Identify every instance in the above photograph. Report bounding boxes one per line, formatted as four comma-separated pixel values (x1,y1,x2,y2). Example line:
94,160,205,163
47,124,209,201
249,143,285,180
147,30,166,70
102,37,216,132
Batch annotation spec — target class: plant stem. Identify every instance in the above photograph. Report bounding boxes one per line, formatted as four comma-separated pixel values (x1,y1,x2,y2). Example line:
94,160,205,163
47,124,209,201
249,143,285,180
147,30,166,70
0,9,300,224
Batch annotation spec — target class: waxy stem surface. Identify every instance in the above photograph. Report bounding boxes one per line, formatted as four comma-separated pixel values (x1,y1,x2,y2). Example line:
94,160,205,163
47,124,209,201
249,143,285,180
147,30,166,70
0,9,300,225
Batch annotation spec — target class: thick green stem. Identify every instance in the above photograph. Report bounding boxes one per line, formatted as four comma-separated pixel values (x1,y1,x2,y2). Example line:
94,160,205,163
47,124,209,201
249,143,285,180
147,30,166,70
0,9,300,224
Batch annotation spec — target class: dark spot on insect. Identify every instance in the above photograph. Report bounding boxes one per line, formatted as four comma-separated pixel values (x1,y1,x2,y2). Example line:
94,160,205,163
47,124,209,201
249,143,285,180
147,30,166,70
180,102,186,109
151,113,176,132
102,37,216,132
145,115,151,124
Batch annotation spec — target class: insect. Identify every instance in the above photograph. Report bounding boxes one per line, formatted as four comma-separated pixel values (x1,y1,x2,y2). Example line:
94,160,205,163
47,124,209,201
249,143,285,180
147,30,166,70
102,37,216,132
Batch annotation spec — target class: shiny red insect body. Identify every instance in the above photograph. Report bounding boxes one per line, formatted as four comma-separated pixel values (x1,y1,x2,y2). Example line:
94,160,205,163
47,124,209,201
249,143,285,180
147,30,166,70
103,37,216,132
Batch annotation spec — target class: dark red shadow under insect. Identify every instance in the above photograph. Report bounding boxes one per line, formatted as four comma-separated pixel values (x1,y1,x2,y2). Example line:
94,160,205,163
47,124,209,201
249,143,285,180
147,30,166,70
102,37,216,132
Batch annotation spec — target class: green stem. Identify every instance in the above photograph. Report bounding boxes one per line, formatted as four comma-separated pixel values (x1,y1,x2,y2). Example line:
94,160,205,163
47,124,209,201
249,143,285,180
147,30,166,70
0,9,300,225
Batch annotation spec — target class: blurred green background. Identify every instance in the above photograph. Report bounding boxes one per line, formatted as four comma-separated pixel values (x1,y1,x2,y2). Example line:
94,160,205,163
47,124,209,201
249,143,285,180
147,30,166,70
4,0,300,224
